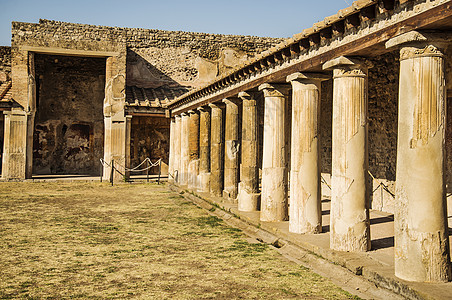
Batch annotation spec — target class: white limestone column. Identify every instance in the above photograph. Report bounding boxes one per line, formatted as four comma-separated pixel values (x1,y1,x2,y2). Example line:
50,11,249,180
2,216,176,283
287,72,329,234
209,103,224,197
197,106,211,192
168,117,175,183
323,56,370,252
180,112,190,186
258,83,290,222
174,115,182,183
386,31,451,282
222,98,240,201
237,91,260,211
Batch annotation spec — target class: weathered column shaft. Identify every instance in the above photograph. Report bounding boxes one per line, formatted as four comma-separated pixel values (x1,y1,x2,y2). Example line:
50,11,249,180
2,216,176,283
180,113,190,185
386,31,451,282
188,110,200,189
222,98,240,201
174,116,182,183
198,107,211,192
2,110,28,179
237,92,260,211
323,57,370,252
103,115,130,182
287,73,328,234
209,103,224,197
259,83,289,222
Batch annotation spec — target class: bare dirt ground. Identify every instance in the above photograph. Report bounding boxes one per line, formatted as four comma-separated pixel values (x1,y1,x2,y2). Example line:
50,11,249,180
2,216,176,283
0,182,359,299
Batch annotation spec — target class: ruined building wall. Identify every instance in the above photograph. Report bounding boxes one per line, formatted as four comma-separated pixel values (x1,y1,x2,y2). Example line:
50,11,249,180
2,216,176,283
126,30,283,90
0,46,11,82
33,54,106,175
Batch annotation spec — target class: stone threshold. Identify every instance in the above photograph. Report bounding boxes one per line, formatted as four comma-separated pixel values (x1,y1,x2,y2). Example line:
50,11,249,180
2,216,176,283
170,183,452,300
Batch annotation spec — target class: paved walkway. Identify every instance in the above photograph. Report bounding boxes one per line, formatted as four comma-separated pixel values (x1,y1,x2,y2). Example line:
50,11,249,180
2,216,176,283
174,185,452,300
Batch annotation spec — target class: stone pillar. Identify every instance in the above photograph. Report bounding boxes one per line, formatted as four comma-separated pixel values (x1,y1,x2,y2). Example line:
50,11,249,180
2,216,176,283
3,51,35,179
386,31,451,282
180,112,190,186
287,72,329,234
197,106,211,192
173,115,182,183
2,110,28,179
102,54,128,182
168,117,175,183
237,91,260,211
188,110,200,189
103,114,129,182
209,103,224,197
323,56,370,252
222,98,240,201
258,83,290,222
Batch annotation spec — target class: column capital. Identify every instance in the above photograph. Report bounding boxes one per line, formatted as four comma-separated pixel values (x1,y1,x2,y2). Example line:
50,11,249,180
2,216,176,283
222,97,240,106
258,83,290,98
238,91,258,101
197,105,209,112
323,56,371,78
174,114,182,120
208,102,224,110
286,72,330,83
187,109,198,115
386,31,451,60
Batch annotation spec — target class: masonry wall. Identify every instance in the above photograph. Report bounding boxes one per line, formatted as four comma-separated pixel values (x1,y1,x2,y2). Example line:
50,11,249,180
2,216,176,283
33,54,106,175
0,46,11,82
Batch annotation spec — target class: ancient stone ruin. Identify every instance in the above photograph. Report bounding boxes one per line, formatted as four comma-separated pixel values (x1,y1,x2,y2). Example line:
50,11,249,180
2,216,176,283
1,0,452,289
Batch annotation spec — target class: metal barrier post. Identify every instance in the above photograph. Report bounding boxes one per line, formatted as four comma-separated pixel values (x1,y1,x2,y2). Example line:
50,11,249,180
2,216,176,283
110,159,114,186
157,159,161,185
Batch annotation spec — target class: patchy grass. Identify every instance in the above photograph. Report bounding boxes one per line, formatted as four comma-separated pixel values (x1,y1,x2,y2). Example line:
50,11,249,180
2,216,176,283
0,181,359,299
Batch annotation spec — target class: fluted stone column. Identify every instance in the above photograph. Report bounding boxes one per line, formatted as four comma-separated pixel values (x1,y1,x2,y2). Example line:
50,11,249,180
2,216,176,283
168,117,175,183
209,103,224,197
222,98,240,201
188,110,200,189
386,31,451,282
323,56,370,252
237,91,260,211
197,106,211,192
258,83,290,222
174,115,182,183
287,72,329,234
180,112,190,186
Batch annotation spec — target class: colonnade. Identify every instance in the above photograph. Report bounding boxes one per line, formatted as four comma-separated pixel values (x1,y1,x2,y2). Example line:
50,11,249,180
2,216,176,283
168,31,451,283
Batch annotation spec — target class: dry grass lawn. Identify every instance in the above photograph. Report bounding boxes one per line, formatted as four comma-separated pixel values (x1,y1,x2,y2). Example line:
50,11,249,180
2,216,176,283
0,181,359,299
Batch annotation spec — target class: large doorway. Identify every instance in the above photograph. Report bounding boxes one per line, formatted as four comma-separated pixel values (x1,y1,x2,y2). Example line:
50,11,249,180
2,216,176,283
33,54,106,175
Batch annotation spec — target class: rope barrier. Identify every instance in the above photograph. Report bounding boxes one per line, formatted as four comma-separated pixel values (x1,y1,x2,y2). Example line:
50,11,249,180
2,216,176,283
100,157,161,173
320,175,331,190
368,170,395,199
321,172,395,199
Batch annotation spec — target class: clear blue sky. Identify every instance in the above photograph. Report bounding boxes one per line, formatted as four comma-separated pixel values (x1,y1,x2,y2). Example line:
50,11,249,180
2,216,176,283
0,0,351,46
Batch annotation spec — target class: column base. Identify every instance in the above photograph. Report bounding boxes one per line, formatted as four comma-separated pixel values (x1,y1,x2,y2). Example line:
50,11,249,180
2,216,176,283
188,159,200,190
222,188,238,203
237,182,260,211
197,172,210,193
